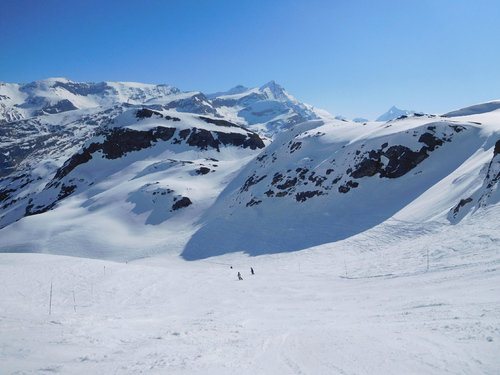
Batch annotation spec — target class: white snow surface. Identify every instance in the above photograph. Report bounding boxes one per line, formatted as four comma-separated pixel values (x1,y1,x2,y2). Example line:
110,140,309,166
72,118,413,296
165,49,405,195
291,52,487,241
1,96,500,373
1,206,499,374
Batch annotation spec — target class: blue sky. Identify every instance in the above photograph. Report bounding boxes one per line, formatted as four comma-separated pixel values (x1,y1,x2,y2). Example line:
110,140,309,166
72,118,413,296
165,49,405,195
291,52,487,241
1,0,499,119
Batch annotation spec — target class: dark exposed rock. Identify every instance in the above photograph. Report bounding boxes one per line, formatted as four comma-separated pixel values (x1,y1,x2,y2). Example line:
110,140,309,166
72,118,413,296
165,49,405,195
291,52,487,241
241,174,267,192
171,196,192,211
308,172,327,187
296,168,309,180
350,158,381,178
196,167,211,175
136,108,162,118
199,116,241,128
494,139,500,156
332,176,342,184
338,180,359,194
380,145,428,178
338,185,350,194
418,132,443,151
449,124,466,133
453,197,473,215
154,127,177,142
289,141,302,153
272,172,284,185
0,188,16,203
296,190,323,202
186,128,220,151
178,129,190,140
276,177,298,190
215,131,265,150
57,183,77,201
256,153,269,162
264,189,275,197
351,131,450,180
246,198,262,207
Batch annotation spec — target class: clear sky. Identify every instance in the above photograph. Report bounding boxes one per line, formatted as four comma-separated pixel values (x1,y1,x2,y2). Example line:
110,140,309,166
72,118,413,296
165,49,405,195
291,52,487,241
1,0,499,120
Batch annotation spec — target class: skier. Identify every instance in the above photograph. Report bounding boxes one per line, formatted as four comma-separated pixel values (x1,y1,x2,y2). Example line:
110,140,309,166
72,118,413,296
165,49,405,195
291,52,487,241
237,272,243,280
250,267,254,275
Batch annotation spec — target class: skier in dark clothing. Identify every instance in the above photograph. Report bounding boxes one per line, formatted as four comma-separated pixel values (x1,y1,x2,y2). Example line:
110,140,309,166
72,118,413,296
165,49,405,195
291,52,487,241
237,272,243,280
250,267,254,275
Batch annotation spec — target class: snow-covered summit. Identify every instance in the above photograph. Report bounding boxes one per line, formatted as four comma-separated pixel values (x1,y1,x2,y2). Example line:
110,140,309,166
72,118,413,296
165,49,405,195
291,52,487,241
376,105,420,122
209,80,331,138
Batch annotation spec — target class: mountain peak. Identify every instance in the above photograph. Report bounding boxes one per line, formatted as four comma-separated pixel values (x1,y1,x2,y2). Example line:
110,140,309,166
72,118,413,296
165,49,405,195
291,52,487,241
258,81,292,102
376,106,418,122
225,84,249,95
259,80,279,92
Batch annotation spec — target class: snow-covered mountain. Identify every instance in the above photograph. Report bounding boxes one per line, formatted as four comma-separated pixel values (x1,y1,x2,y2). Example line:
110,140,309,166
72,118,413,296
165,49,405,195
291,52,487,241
182,109,500,259
376,105,421,121
1,79,500,374
0,78,330,241
1,79,500,261
0,78,330,140
208,80,334,138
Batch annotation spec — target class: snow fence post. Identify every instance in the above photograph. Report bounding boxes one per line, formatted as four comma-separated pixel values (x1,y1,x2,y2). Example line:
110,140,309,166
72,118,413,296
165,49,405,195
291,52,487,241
49,281,53,315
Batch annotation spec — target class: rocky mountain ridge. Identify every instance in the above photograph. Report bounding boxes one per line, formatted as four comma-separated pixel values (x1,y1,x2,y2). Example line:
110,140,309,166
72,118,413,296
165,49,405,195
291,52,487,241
1,78,499,260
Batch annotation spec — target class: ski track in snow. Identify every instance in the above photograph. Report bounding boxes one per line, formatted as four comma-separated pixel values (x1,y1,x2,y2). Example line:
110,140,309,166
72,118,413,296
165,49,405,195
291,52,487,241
1,212,499,375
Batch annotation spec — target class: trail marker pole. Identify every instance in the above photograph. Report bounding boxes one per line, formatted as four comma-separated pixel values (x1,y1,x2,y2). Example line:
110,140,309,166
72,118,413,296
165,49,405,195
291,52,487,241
49,282,53,315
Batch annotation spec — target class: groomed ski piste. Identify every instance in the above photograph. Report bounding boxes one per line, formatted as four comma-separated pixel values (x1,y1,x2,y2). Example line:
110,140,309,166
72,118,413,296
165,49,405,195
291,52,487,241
1,93,500,373
1,209,499,374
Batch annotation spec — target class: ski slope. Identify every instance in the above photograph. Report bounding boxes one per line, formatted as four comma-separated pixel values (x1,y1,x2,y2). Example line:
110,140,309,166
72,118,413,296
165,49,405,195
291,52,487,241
1,203,499,374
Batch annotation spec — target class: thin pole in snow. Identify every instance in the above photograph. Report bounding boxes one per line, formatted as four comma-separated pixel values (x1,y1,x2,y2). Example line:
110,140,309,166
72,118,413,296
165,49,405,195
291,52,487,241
49,281,53,315
344,260,348,277
73,291,76,313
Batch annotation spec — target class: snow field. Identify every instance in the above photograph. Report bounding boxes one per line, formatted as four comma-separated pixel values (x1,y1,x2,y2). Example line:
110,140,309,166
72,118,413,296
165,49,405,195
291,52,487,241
1,209,499,374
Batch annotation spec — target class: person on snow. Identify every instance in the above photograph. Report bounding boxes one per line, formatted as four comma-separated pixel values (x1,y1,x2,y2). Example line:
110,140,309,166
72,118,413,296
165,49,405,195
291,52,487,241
237,272,243,280
250,267,254,275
